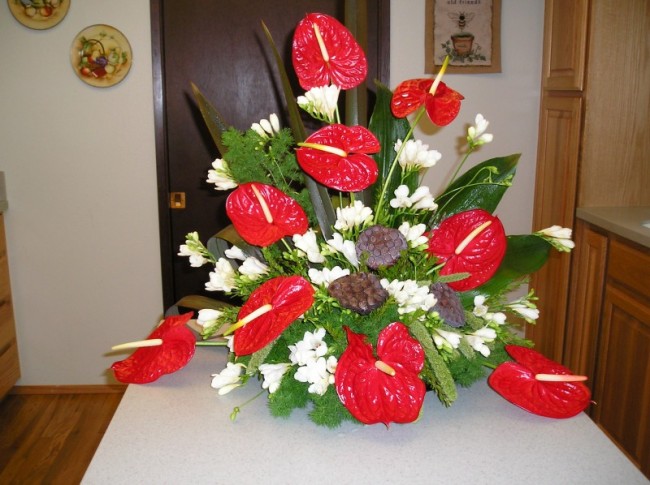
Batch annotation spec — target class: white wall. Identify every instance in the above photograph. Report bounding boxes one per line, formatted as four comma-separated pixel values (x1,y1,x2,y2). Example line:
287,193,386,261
0,1,163,385
0,0,543,385
391,0,544,235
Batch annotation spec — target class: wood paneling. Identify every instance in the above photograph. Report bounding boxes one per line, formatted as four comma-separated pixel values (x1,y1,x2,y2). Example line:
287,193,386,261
542,0,589,91
0,213,19,398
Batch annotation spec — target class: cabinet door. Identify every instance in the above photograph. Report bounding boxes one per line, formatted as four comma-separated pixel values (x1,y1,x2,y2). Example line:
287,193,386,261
527,94,582,361
564,220,608,379
594,283,650,476
542,0,589,91
0,214,20,398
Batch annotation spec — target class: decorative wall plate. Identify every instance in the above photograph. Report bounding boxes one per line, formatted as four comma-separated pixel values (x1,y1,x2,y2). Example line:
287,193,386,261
7,0,70,30
70,24,132,88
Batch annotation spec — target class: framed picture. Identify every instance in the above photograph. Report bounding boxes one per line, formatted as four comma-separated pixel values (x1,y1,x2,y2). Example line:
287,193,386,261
425,0,501,74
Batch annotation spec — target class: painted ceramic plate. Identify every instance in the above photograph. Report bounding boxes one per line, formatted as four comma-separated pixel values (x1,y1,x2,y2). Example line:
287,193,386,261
70,24,132,88
7,0,70,30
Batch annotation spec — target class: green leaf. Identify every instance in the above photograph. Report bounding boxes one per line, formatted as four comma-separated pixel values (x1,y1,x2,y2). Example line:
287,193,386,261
430,153,520,226
206,224,264,262
190,82,231,156
408,320,457,406
247,338,278,375
460,234,552,306
261,21,336,240
368,82,416,208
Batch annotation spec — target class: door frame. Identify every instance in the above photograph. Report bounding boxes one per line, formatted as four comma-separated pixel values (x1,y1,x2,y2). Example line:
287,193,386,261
150,0,391,309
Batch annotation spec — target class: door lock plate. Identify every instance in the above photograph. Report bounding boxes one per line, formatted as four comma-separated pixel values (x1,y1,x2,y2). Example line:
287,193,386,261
170,191,186,209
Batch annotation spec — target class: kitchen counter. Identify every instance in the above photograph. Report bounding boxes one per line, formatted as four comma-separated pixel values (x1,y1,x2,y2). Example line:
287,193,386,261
83,348,648,484
576,206,650,249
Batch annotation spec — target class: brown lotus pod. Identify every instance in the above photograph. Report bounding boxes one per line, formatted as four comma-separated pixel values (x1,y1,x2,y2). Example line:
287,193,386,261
328,272,389,315
429,282,466,328
355,225,407,270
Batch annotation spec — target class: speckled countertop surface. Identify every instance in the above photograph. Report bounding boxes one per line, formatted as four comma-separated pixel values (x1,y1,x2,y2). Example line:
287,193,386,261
82,348,648,485
577,206,650,249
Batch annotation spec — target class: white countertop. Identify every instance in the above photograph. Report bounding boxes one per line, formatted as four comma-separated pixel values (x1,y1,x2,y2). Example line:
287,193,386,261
577,206,650,249
82,348,648,485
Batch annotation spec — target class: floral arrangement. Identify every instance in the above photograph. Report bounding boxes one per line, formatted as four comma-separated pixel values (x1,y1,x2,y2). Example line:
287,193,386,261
110,13,590,427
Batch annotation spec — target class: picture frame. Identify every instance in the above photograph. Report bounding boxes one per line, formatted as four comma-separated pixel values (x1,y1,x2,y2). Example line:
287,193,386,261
425,0,501,74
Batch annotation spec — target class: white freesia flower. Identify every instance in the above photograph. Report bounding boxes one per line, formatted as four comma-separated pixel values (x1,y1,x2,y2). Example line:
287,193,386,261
205,258,237,292
293,229,325,263
334,200,373,231
294,357,332,396
308,266,350,287
297,85,341,122
206,158,238,190
537,225,575,252
326,233,359,268
224,245,247,261
486,312,507,325
390,185,412,209
508,303,540,323
197,308,223,328
178,231,209,267
409,186,438,211
465,326,497,357
473,295,489,317
289,328,328,366
381,278,437,314
178,244,208,267
467,113,494,147
398,222,428,248
211,362,246,395
433,328,462,351
239,257,269,279
259,363,291,394
394,138,442,170
251,113,281,138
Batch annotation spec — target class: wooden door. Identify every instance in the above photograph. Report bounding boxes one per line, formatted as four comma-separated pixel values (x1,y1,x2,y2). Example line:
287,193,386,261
150,1,390,308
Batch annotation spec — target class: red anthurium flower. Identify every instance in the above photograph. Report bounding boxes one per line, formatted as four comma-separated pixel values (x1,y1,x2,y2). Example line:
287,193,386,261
391,79,464,126
335,323,426,426
427,209,506,291
228,275,315,356
488,345,591,419
226,183,309,247
292,12,368,90
296,124,379,192
111,312,196,384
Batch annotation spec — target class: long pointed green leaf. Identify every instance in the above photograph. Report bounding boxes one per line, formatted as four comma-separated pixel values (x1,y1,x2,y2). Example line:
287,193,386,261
459,234,552,306
190,82,231,156
430,153,520,226
207,224,264,262
261,21,336,240
368,82,415,208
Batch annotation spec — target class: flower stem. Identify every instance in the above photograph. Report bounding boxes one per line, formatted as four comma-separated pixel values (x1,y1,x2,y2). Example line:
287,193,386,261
230,389,266,421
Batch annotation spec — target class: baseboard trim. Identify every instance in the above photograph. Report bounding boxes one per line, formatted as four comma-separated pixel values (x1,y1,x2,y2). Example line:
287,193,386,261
9,384,127,395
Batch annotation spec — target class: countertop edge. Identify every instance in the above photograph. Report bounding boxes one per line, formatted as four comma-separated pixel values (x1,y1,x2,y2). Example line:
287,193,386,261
576,207,650,249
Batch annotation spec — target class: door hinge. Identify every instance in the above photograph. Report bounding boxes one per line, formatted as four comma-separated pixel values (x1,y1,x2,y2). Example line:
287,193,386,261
169,191,186,209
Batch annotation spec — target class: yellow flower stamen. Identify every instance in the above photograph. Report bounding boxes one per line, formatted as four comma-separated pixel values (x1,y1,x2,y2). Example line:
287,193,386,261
313,24,330,63
535,374,588,382
375,360,396,376
455,220,492,255
223,303,273,336
111,339,163,351
250,184,273,224
298,142,348,158
429,55,450,96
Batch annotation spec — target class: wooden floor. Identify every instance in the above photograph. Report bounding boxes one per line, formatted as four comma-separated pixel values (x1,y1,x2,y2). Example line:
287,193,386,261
0,389,123,484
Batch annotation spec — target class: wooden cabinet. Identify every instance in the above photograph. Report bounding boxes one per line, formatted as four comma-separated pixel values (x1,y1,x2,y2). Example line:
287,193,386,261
528,0,650,362
567,221,650,476
0,213,19,398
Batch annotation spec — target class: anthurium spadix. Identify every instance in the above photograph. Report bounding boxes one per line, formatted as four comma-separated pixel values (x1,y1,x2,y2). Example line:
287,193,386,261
231,276,315,356
489,345,591,418
226,183,309,247
292,12,368,90
111,312,196,384
296,124,380,192
427,209,507,291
